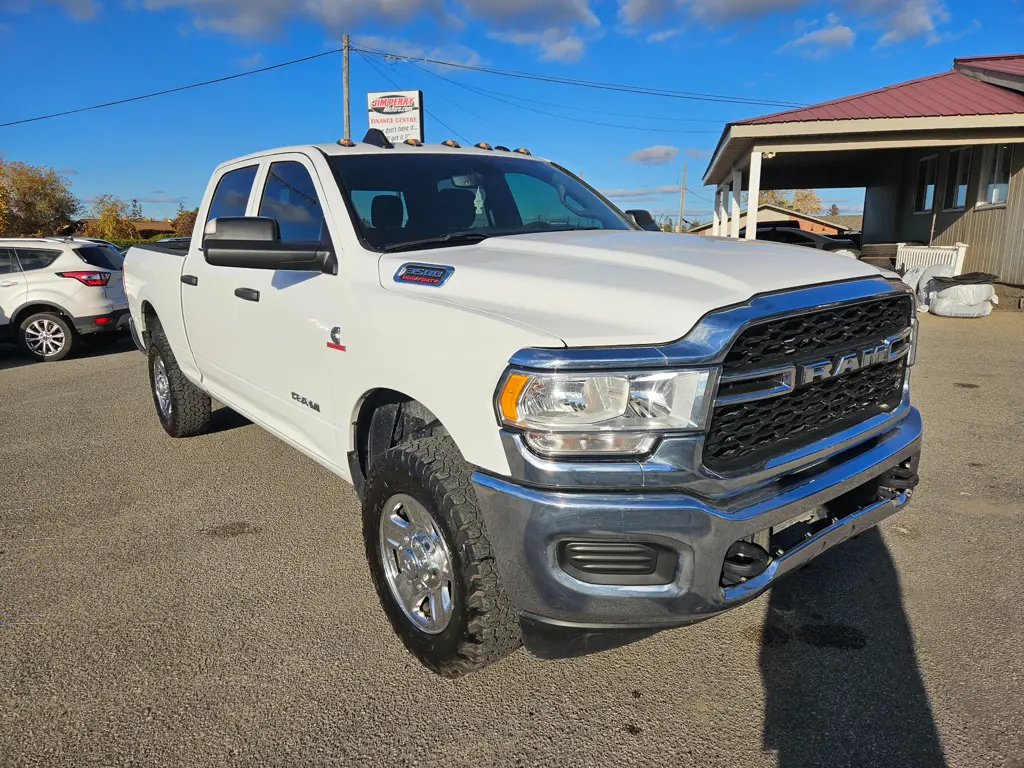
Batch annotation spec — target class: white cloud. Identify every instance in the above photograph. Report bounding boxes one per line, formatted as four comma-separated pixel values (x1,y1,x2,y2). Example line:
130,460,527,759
0,0,97,19
489,29,589,62
684,147,712,160
874,0,949,46
601,184,680,199
779,18,855,58
57,166,79,175
461,0,599,30
626,145,680,165
646,28,681,42
235,52,263,67
618,0,953,48
139,195,186,203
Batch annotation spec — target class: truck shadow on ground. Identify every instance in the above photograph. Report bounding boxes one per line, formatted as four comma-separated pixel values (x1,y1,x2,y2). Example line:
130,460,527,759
760,527,946,767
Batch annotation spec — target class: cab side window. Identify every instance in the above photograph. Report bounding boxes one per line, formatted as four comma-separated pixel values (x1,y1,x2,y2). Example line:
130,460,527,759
208,165,258,221
258,161,326,243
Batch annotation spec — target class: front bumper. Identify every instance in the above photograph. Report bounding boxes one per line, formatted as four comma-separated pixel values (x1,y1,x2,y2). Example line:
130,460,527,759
472,406,922,629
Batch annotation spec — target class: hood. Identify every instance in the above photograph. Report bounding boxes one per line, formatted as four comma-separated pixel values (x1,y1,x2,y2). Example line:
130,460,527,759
379,230,886,347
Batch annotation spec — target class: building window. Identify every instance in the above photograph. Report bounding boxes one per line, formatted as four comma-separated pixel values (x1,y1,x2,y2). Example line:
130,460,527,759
914,155,938,213
978,144,1013,207
943,148,972,210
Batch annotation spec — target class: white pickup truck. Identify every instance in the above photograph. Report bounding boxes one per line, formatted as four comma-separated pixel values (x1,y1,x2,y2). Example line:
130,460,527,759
124,133,922,677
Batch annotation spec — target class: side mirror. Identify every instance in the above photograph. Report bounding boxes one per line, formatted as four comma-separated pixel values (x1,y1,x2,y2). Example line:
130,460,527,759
203,216,334,273
624,209,660,231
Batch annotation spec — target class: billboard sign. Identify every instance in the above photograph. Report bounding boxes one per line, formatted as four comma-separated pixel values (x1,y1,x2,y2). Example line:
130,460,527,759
366,90,424,144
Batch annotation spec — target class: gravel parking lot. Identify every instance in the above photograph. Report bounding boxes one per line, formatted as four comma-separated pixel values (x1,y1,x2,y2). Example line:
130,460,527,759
1,314,1022,768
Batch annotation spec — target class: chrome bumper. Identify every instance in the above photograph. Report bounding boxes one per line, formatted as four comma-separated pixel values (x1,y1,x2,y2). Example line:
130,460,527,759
472,407,922,629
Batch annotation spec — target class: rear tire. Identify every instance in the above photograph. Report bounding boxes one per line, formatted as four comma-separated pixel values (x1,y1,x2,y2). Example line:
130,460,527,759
363,436,522,677
18,312,75,362
147,319,211,438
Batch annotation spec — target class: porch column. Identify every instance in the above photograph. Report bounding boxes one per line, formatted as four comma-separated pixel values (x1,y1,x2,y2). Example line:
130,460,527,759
745,149,762,240
711,189,721,235
730,169,742,238
718,184,730,236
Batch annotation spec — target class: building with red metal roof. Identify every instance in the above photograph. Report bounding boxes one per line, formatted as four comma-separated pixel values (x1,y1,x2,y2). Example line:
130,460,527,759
703,55,1024,285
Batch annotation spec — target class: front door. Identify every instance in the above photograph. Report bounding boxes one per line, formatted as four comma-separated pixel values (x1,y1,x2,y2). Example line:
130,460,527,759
232,155,340,464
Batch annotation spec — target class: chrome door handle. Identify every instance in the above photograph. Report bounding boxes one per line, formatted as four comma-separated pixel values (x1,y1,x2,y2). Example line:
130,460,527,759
0,280,18,287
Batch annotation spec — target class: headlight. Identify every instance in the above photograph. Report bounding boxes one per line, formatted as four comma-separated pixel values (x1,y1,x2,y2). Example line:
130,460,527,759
496,368,717,457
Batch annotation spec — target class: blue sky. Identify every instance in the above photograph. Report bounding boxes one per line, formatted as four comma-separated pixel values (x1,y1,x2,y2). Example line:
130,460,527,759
0,0,1019,222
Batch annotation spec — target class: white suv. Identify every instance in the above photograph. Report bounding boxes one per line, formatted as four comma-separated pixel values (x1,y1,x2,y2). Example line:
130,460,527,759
0,237,128,361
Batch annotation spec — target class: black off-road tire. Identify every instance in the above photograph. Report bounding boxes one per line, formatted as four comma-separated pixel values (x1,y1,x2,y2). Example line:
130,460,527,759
363,436,522,677
147,319,211,438
18,312,76,362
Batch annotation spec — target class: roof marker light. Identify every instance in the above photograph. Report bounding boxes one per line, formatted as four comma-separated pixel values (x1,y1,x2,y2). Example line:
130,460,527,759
404,138,423,146
495,145,510,152
442,139,461,148
474,142,493,150
337,138,356,147
514,147,532,156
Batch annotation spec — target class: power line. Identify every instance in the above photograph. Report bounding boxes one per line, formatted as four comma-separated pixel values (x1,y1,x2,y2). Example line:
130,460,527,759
403,59,718,136
357,50,470,144
0,48,344,129
353,45,804,108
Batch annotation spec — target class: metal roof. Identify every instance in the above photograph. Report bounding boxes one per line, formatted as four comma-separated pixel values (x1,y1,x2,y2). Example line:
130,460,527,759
737,69,1024,125
955,53,1024,77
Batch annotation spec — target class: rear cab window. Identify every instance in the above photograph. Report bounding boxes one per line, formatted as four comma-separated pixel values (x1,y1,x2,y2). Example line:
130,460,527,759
208,165,259,222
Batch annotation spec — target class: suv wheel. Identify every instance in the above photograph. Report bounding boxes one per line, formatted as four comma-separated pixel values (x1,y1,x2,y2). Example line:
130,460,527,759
147,319,211,437
363,435,522,677
19,312,75,362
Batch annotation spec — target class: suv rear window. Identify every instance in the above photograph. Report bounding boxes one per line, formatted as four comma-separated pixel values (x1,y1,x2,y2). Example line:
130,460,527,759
74,245,122,271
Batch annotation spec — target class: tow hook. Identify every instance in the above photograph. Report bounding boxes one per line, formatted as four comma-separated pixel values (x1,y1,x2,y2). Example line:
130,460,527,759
877,465,920,498
720,541,770,587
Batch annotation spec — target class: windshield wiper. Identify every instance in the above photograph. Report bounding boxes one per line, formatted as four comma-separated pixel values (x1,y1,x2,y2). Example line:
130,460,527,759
382,231,495,253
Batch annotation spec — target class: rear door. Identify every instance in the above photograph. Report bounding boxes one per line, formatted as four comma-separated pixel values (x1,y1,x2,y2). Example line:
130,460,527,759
180,163,260,395
13,247,65,311
0,248,26,328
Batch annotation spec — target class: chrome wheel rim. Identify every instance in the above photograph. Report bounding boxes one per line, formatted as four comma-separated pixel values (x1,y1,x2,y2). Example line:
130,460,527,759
25,319,66,357
153,355,172,419
379,493,455,634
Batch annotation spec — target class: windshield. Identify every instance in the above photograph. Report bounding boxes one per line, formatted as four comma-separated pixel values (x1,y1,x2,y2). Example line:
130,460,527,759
329,152,634,251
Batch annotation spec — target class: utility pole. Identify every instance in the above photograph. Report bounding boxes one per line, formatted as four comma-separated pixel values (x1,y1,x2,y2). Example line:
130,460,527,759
343,34,351,141
677,163,687,233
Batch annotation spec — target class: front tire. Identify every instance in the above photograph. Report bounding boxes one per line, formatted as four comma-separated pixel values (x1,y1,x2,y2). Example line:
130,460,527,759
147,320,211,438
18,312,75,362
363,436,522,677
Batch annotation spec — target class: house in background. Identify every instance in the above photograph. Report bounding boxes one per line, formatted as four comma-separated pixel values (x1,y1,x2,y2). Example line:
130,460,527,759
703,54,1024,291
689,203,860,236
82,218,176,238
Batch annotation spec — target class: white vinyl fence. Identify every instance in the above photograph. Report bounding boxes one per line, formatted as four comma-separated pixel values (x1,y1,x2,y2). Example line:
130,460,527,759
896,242,967,275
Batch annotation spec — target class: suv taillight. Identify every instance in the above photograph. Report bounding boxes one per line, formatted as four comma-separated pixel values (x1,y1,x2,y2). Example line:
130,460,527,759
57,271,111,287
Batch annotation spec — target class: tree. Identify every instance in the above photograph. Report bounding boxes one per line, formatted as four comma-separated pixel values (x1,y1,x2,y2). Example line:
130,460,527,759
790,189,823,215
827,203,841,216
129,198,144,221
172,203,199,237
83,194,139,240
0,158,79,237
758,189,792,207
